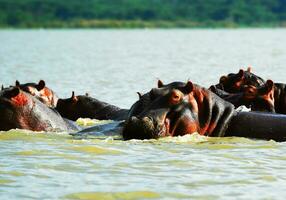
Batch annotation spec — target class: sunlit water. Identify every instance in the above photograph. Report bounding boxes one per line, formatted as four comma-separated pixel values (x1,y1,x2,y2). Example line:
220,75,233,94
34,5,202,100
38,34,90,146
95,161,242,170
1,29,286,199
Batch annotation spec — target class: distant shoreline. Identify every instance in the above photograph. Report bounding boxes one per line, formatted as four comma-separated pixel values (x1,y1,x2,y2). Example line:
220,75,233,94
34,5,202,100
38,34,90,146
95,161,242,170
0,20,285,29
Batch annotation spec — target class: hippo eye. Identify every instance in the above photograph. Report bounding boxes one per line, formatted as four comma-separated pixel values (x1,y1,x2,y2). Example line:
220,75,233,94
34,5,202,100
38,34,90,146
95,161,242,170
245,86,256,94
219,76,227,84
247,89,254,94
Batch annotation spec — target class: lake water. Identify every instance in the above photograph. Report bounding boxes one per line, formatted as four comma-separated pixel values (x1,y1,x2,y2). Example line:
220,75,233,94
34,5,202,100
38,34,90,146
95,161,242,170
1,29,286,199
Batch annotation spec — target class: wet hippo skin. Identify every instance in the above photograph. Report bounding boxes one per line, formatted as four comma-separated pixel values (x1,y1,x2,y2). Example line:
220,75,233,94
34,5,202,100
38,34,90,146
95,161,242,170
210,79,275,112
56,92,129,121
0,86,79,132
123,80,286,142
225,111,286,141
213,68,286,114
214,68,265,93
123,80,236,140
15,80,58,108
274,83,286,114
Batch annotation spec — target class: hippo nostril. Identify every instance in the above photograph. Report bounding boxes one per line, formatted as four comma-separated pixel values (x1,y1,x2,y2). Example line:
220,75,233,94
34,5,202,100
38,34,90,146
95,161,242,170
142,117,154,128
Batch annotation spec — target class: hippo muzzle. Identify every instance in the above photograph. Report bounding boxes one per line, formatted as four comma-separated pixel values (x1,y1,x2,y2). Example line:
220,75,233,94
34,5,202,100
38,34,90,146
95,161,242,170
123,108,172,140
123,116,157,140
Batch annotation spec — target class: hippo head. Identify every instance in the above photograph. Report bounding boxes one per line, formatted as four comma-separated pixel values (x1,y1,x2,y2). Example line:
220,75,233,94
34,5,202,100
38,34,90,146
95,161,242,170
218,68,265,93
15,80,58,107
243,79,275,112
0,86,29,107
55,91,82,121
0,86,74,132
56,91,111,121
0,86,40,131
123,80,235,140
210,79,275,112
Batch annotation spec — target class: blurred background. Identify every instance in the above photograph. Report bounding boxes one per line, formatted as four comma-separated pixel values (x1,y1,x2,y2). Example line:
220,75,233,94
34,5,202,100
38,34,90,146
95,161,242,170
0,0,286,28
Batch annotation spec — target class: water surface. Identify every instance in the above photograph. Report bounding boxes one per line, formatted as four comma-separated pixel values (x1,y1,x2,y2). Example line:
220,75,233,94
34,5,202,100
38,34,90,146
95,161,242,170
1,29,286,200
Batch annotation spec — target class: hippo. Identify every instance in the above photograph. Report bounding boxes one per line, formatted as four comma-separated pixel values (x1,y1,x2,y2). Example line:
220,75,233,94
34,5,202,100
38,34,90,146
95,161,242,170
210,79,275,112
0,86,79,132
15,80,58,107
215,67,265,93
56,92,129,121
122,80,286,141
213,68,286,114
123,80,235,140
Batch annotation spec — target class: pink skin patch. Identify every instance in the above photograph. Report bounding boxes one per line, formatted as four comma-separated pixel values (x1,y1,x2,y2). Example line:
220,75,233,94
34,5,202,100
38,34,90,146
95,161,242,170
40,88,53,104
42,88,52,97
171,116,198,136
27,86,37,96
11,93,28,106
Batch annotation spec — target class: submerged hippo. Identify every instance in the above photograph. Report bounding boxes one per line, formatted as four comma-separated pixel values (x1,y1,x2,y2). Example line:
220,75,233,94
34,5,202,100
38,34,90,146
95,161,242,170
123,80,286,141
56,92,128,121
0,86,79,132
15,80,58,107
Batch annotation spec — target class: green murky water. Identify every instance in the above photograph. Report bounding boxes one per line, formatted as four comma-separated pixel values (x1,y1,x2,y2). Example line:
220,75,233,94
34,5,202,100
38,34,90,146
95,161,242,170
1,119,286,199
1,29,286,199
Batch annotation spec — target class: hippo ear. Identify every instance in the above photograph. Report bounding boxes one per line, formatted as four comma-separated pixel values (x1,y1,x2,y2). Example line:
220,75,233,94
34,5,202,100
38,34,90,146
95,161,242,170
136,92,142,99
265,79,274,89
219,76,227,84
4,87,20,99
260,80,274,95
15,80,20,87
247,66,252,72
1,85,4,90
183,81,194,94
37,80,46,90
71,91,78,102
237,69,244,78
85,93,89,97
157,80,164,88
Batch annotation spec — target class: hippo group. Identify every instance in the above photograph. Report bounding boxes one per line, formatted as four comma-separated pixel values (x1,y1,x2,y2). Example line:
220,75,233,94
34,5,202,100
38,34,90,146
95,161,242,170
1,68,286,141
